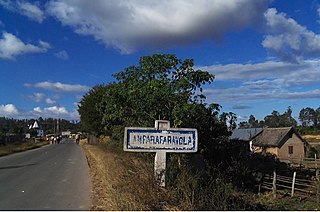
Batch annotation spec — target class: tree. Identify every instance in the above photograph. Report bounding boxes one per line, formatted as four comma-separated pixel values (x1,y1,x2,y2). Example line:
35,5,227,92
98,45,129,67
264,107,297,128
299,107,320,128
248,115,259,128
78,84,108,135
99,54,215,130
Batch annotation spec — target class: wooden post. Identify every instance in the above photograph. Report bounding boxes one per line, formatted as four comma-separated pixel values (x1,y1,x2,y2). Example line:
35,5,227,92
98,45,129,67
315,153,317,169
273,170,277,199
291,171,296,197
316,169,320,204
299,155,302,170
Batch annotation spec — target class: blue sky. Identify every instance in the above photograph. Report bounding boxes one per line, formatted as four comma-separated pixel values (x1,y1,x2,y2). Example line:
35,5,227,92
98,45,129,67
0,0,320,124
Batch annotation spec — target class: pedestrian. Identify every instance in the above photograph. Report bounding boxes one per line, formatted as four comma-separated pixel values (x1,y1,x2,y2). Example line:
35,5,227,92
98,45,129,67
75,134,80,144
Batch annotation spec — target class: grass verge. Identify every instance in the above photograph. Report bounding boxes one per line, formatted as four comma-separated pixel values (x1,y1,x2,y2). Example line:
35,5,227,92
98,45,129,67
81,140,271,210
81,141,178,210
0,140,49,157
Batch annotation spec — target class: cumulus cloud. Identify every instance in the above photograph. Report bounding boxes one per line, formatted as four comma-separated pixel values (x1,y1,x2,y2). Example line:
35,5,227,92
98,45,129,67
262,8,320,62
0,32,50,59
46,0,270,53
45,98,56,104
35,106,80,120
0,104,18,116
0,0,45,23
31,106,78,120
54,50,69,60
33,107,42,113
24,81,90,93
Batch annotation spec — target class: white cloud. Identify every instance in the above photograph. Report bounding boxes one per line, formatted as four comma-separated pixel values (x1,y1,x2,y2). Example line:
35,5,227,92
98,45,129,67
33,107,42,113
263,8,320,62
0,32,50,59
46,0,270,53
44,106,68,114
28,106,80,120
18,1,45,23
0,0,45,23
28,92,45,103
0,103,79,120
54,50,69,60
202,59,320,103
25,81,90,93
0,104,18,116
201,59,320,86
46,98,56,104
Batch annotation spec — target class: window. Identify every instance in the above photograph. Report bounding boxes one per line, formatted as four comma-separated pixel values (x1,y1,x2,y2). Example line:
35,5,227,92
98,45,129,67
288,146,293,155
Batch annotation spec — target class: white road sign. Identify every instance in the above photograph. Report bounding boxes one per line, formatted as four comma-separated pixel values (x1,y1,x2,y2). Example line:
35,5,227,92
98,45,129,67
124,127,198,152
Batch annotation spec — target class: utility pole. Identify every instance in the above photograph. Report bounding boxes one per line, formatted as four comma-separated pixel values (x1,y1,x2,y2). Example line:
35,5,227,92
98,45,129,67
57,119,59,135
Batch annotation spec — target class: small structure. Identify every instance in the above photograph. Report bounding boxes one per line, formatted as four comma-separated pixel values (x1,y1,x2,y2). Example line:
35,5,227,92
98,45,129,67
29,121,44,137
230,128,263,152
252,127,305,160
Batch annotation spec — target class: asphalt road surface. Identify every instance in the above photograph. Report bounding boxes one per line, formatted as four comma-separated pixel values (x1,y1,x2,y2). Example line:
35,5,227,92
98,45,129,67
0,139,92,210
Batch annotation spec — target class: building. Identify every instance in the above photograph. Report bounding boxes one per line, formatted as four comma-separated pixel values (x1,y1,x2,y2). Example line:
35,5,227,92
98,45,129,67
230,128,263,152
29,120,44,137
252,127,305,160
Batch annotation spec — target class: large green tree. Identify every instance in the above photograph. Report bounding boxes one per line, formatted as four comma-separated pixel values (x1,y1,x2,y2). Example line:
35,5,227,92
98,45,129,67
98,54,215,130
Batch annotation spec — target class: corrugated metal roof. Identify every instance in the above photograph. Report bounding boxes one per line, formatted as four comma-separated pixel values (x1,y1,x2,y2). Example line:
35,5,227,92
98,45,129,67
230,128,263,141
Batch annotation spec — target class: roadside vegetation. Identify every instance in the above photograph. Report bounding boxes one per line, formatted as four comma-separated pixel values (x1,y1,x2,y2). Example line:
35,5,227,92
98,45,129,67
78,54,320,210
0,139,49,157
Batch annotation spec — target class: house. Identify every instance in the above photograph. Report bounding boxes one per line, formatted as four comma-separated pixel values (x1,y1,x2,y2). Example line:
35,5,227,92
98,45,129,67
29,121,44,137
230,128,263,153
252,127,305,160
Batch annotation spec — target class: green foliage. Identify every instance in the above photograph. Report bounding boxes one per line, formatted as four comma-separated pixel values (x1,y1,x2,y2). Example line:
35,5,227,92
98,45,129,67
240,107,298,128
299,106,320,128
264,107,297,127
98,54,214,134
78,84,108,135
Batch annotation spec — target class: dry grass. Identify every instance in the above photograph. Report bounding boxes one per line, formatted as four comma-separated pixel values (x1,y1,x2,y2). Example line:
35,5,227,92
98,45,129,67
0,140,49,157
303,135,320,139
81,140,177,211
80,139,269,210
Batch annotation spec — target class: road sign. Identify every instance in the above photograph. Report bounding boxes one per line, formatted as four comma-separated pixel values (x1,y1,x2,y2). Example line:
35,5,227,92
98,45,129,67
124,127,198,152
124,120,198,187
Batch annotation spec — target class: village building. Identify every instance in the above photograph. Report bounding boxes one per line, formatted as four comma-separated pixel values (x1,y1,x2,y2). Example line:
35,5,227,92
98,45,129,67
251,127,306,161
230,128,263,153
230,127,306,161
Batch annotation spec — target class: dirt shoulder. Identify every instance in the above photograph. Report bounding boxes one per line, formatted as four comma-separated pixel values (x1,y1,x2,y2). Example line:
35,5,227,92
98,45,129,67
81,141,118,210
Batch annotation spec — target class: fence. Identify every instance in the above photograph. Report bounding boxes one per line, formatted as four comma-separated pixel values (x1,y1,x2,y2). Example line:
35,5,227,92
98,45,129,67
260,170,319,201
285,156,320,169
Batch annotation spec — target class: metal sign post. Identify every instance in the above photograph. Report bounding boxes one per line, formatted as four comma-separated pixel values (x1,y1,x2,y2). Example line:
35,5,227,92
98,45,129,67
123,120,198,187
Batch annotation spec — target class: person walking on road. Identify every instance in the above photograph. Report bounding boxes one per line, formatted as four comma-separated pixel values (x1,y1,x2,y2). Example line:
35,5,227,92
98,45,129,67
75,133,80,144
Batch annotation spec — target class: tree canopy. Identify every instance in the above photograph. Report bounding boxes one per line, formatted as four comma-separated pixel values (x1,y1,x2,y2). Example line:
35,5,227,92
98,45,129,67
98,54,215,130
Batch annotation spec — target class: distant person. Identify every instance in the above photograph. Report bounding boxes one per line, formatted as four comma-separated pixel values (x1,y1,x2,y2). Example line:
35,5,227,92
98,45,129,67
75,134,80,144
57,135,62,144
50,136,54,144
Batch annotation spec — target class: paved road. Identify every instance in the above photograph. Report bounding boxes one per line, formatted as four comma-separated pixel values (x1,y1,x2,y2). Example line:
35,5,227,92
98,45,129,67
0,139,92,210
